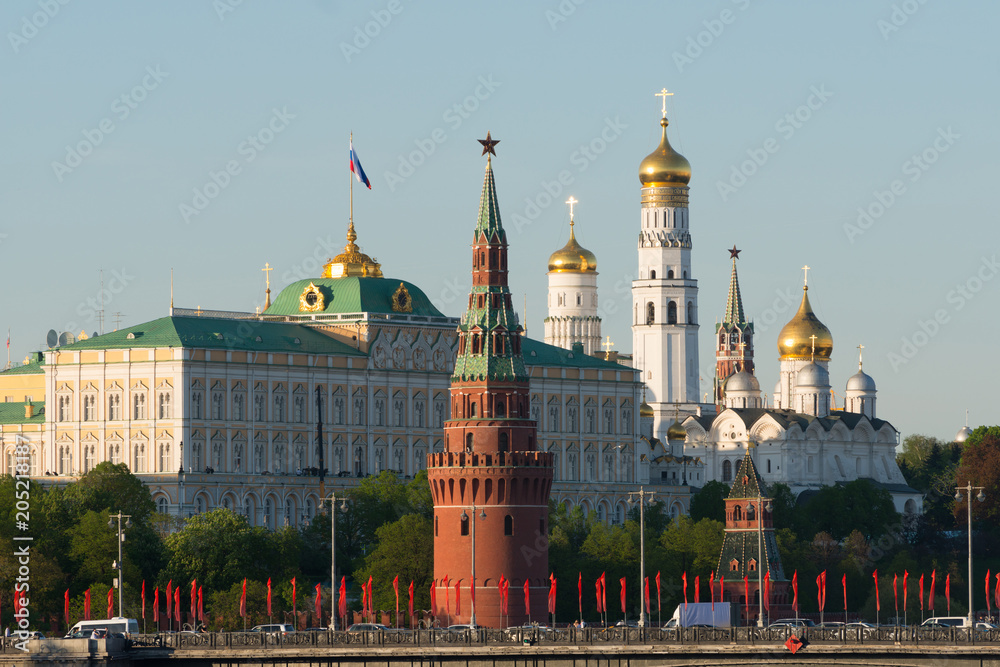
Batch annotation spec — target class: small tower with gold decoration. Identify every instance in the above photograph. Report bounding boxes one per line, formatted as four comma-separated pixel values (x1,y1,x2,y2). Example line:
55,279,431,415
774,267,833,416
714,246,758,407
544,196,601,355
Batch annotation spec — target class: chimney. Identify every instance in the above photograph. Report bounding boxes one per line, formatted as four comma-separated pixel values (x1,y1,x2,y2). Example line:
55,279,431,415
24,401,34,419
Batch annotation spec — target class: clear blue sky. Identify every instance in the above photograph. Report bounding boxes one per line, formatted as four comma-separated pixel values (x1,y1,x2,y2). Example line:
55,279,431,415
1,1,996,442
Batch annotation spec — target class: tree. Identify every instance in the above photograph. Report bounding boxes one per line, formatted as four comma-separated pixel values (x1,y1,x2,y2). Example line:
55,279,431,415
954,426,1000,527
62,462,156,524
769,483,800,533
688,481,728,522
801,480,899,541
353,514,433,619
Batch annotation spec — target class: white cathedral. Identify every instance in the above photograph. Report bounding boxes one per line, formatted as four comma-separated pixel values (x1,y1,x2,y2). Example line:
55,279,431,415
0,92,921,523
541,96,921,515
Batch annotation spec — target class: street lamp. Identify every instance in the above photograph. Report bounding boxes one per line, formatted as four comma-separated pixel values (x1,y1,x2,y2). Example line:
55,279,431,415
627,487,655,628
955,483,985,627
107,512,132,618
322,493,349,630
746,496,772,628
461,505,487,627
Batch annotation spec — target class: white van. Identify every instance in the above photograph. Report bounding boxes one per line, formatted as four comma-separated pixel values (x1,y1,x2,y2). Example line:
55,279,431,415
65,617,139,638
921,616,971,629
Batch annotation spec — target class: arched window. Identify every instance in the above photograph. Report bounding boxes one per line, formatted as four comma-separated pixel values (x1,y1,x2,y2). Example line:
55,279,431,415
650,270,656,280
504,515,513,536
687,301,694,324
465,433,473,452
495,399,505,418
667,301,677,324
646,302,655,325
435,515,439,536
470,401,477,417
733,505,742,521
499,432,509,453
667,270,674,279
460,515,469,536
722,459,733,482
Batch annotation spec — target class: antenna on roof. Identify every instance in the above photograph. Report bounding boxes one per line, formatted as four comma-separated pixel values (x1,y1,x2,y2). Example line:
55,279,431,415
98,269,105,336
113,313,124,331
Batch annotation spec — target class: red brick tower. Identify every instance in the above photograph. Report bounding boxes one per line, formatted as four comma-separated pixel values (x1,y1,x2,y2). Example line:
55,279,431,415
713,246,754,404
427,134,553,628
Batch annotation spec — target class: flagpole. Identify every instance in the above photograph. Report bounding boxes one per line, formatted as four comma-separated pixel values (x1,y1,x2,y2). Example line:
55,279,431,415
350,132,354,228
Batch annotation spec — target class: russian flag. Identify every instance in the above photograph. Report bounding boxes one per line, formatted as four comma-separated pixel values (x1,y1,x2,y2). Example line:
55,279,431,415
350,140,371,189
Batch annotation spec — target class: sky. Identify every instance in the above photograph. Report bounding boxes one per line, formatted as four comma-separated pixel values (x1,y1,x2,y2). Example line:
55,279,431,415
1,1,996,443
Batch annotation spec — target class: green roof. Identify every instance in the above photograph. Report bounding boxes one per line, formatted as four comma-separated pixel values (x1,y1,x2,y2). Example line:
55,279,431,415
522,338,634,371
0,353,45,376
0,401,45,425
58,316,364,356
264,277,445,318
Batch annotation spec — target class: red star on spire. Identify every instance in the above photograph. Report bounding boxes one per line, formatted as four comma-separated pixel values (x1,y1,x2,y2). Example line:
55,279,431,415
729,245,741,260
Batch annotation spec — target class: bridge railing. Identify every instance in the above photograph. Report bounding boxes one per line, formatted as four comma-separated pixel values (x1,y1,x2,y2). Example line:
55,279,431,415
126,625,1000,651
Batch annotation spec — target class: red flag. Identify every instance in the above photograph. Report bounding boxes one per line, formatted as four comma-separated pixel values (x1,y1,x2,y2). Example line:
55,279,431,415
695,575,700,603
682,571,688,609
548,574,557,615
498,575,506,616
408,581,414,623
929,570,936,611
600,572,607,614
919,573,924,611
367,577,373,617
656,571,661,612
578,572,582,617
873,569,880,612
240,578,247,618
64,589,69,626
893,573,898,615
792,571,798,613
454,579,460,617
339,577,347,621
154,587,160,623
361,582,367,618
443,575,450,618
709,571,715,611
995,573,1000,610
393,575,399,620
266,578,272,616
817,570,827,611
107,587,114,618
644,577,650,614
842,573,848,611
523,579,529,617
501,577,509,616
141,580,146,620
987,570,992,613
945,573,950,614
315,583,322,622
166,580,173,619
292,577,297,614
191,579,197,622
903,570,909,611
198,586,204,623
174,585,180,623
430,581,437,617
85,588,91,620
595,579,603,613
619,577,626,614
763,571,771,611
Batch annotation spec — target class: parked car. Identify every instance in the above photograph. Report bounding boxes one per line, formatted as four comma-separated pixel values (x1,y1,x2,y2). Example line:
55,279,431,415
921,616,970,629
347,623,389,632
768,618,816,629
815,621,844,628
250,624,294,636
444,624,479,631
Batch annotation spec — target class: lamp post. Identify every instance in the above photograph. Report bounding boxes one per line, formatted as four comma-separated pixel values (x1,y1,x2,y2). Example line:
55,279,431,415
628,487,655,628
954,483,985,627
461,504,487,627
322,493,349,630
107,512,132,618
746,496,772,628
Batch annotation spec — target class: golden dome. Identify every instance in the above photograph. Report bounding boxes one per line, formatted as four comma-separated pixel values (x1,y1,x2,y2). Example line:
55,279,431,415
639,400,654,418
667,418,687,441
547,221,597,273
778,287,834,360
322,221,383,279
639,117,691,187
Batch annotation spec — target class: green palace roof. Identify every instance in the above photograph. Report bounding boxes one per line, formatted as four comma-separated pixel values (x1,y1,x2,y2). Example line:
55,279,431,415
264,277,445,318
522,338,633,371
0,401,45,425
0,353,44,376
57,316,364,356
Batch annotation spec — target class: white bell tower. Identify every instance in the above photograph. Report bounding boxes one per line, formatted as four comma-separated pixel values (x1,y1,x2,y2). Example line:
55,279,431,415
631,90,700,434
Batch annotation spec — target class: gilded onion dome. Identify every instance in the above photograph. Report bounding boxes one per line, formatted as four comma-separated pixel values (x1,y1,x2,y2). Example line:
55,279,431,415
322,221,383,279
639,400,654,418
548,220,597,273
639,117,691,187
667,418,687,441
778,286,833,360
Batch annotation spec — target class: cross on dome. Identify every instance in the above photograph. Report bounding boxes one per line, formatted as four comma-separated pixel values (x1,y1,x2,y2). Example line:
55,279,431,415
565,196,578,221
857,343,865,370
802,265,811,287
655,88,673,118
602,336,615,353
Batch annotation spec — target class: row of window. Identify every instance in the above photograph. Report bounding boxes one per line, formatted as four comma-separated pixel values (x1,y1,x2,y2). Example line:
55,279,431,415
533,403,633,436
641,300,696,326
57,392,171,422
